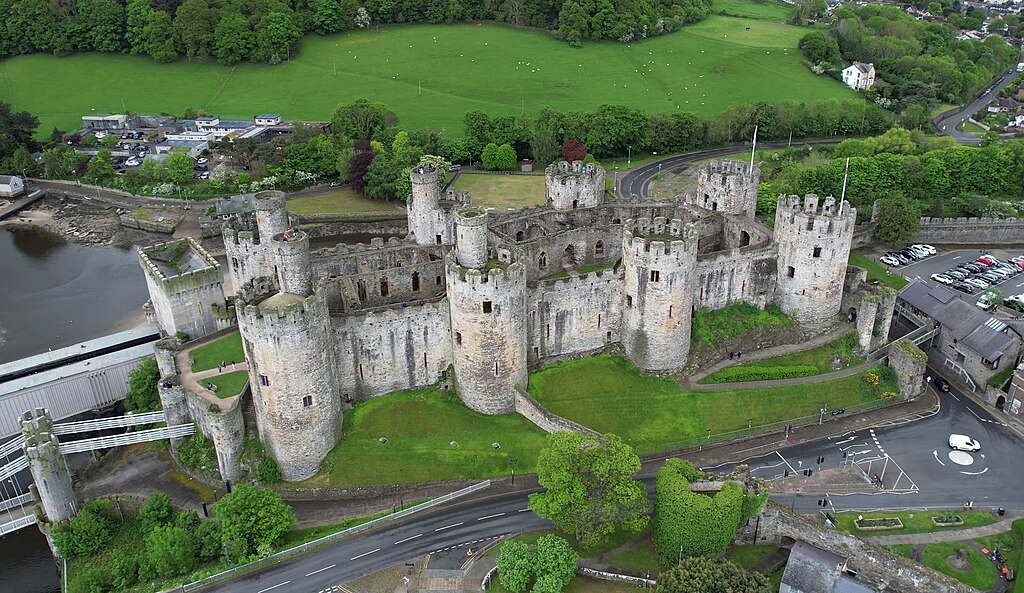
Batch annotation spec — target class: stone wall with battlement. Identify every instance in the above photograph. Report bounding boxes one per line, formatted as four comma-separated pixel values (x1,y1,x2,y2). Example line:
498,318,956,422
180,385,245,481
915,217,1024,245
694,247,778,310
139,238,230,339
321,260,448,313
691,159,760,219
527,269,624,365
545,160,606,210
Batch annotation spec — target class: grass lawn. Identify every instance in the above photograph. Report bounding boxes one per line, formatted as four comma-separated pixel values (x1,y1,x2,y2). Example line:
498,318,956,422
961,120,986,133
603,538,664,574
700,332,862,383
922,542,997,591
976,527,1020,587
528,355,888,454
1,15,849,138
286,189,398,215
725,545,779,570
885,544,914,558
453,173,547,208
713,0,790,20
849,252,909,290
188,331,245,372
290,388,548,487
931,103,959,118
832,511,997,536
541,263,615,280
691,302,793,346
207,370,249,399
489,575,637,593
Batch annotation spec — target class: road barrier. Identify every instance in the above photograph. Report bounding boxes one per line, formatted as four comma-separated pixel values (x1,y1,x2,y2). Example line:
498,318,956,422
182,480,491,592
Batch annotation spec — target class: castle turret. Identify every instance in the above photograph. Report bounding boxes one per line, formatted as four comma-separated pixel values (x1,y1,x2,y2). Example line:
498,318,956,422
237,285,341,481
409,165,443,246
137,238,229,339
271,229,312,296
223,191,288,301
694,159,760,218
545,160,606,210
446,246,527,414
254,190,289,240
620,217,698,372
456,207,488,269
20,408,76,523
773,194,856,323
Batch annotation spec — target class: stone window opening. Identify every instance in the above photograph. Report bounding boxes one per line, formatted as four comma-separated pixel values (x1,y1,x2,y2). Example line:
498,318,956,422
812,247,822,258
455,331,462,345
669,305,673,318
231,257,239,269
786,266,795,278
598,314,602,328
539,252,547,268
302,395,313,407
613,218,621,224
483,301,493,313
412,272,420,291
359,364,364,379
627,295,633,307
606,331,612,341
357,280,368,302
516,230,524,241
806,218,814,231
436,275,443,285
259,374,270,387
494,361,499,376
711,202,718,212
533,347,539,358
546,324,551,339
739,231,750,247
435,234,442,245
572,199,579,209
595,241,605,258
650,270,660,282
423,353,428,369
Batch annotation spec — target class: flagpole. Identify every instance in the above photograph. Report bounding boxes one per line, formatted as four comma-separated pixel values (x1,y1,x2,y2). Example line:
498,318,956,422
749,125,758,174
840,157,850,215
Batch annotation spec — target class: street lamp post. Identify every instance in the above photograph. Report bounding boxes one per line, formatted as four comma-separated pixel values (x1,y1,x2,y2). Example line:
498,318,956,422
508,457,518,485
627,145,632,167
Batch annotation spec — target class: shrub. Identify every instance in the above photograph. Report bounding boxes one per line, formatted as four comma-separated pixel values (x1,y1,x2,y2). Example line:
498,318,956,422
936,512,960,524
74,568,113,593
691,303,792,345
145,525,199,577
177,431,220,475
531,573,564,593
140,492,175,533
213,484,295,556
706,365,819,383
196,519,224,561
257,456,282,484
111,551,140,589
125,356,161,413
497,540,532,592
533,534,578,589
52,508,113,558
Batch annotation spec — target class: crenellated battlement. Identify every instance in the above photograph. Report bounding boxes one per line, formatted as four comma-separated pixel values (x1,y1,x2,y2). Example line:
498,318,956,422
623,217,698,258
241,280,328,326
545,160,606,211
411,164,438,185
546,160,606,179
253,190,286,212
536,267,621,288
222,223,259,246
776,194,851,219
446,255,526,286
139,237,222,291
336,296,448,323
703,159,752,176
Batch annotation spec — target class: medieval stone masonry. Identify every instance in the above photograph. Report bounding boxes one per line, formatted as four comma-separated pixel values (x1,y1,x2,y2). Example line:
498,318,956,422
141,159,862,481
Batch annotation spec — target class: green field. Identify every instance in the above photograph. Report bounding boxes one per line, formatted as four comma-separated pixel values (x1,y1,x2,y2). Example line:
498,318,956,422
528,355,888,454
0,15,849,138
294,388,548,487
713,0,790,20
453,173,547,208
285,188,397,215
188,332,245,372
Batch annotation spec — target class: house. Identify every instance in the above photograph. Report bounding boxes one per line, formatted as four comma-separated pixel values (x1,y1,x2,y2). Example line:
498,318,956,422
898,281,1022,390
780,541,877,593
254,114,282,126
214,193,256,219
81,113,139,131
0,175,25,198
841,62,875,90
194,117,253,140
154,139,208,159
987,97,1023,113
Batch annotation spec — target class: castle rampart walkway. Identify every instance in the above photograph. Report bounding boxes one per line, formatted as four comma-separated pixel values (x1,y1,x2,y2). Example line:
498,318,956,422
175,346,248,410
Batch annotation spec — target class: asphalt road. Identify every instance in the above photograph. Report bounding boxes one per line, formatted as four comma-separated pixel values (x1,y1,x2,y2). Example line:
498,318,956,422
934,68,1022,145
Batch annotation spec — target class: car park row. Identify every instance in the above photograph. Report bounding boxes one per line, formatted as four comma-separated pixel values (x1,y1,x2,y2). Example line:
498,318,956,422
880,247,1024,312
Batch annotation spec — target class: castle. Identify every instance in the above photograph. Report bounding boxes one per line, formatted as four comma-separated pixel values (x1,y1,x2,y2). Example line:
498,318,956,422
142,159,874,482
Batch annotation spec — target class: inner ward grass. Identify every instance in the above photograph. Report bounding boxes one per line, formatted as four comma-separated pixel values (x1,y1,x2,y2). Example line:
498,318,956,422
453,173,547,209
0,15,850,138
188,332,245,372
293,388,549,487
528,355,883,454
285,189,397,215
207,370,249,399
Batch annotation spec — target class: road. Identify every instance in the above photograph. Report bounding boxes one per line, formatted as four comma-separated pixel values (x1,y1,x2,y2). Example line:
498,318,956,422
934,68,1021,145
206,367,1024,593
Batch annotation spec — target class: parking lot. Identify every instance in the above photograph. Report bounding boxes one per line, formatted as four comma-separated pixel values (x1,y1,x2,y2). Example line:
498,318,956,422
885,247,1024,307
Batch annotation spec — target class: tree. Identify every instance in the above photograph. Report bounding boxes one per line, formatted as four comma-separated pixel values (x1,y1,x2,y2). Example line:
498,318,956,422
654,556,768,593
167,151,195,185
0,102,39,160
3,145,38,176
531,573,564,593
874,191,920,245
111,551,140,589
51,507,113,558
354,7,371,28
481,142,516,171
533,534,578,589
331,98,388,141
213,14,253,65
312,0,344,34
798,31,840,66
497,540,532,593
85,150,115,184
82,0,125,52
528,432,649,549
143,11,178,63
213,483,294,558
125,0,154,54
349,139,376,192
561,139,586,162
174,0,213,59
254,12,300,64
140,491,175,534
145,525,198,577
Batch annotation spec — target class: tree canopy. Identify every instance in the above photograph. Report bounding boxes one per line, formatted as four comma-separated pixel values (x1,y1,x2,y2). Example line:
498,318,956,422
212,484,294,558
653,556,769,593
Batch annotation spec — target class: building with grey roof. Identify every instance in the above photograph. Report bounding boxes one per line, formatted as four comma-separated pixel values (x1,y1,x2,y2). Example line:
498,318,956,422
898,280,1020,390
780,541,877,593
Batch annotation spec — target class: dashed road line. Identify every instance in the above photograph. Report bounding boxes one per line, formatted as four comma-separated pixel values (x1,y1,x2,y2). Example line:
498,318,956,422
257,581,290,593
350,548,380,561
394,534,423,545
435,522,464,532
478,513,505,521
306,564,336,577
518,508,530,512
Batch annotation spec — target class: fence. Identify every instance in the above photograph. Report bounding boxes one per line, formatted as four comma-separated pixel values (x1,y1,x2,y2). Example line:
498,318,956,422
0,436,26,458
181,480,491,592
52,411,168,435
0,514,36,536
0,492,32,513
58,424,195,455
0,455,29,482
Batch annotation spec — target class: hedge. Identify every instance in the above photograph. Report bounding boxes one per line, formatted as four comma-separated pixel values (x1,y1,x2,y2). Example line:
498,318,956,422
705,364,820,383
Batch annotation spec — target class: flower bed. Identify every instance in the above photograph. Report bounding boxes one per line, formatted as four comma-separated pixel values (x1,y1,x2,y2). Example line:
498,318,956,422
854,517,904,531
932,515,964,527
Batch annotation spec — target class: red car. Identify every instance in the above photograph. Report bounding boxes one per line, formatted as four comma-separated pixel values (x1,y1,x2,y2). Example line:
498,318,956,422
976,256,994,266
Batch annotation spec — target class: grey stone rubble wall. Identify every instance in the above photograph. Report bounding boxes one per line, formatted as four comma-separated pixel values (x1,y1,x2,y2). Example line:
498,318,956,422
181,386,245,481
20,410,76,523
300,220,408,239
513,388,600,435
577,567,656,587
735,504,977,593
527,270,623,363
888,339,927,398
291,211,407,224
916,217,1024,245
120,213,182,234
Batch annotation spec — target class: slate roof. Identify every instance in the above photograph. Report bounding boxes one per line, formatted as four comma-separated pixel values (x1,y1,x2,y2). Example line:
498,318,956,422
215,194,255,217
0,175,17,184
852,61,874,73
781,542,877,593
899,281,1014,360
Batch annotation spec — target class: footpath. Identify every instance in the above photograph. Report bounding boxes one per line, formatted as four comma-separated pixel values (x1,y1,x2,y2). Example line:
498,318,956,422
864,512,1024,545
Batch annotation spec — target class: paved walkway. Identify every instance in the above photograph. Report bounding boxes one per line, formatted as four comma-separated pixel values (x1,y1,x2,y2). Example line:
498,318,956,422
684,360,876,392
864,512,1024,545
174,346,248,410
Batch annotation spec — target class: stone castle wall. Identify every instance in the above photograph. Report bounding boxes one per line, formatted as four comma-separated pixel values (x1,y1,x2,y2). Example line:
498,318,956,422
139,239,229,339
694,247,778,310
545,161,606,210
916,216,1024,245
527,269,624,364
513,387,600,435
693,158,760,218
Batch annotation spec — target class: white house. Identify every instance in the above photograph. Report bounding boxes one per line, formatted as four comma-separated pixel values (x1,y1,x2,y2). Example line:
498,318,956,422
0,175,26,198
841,62,876,90
254,114,282,126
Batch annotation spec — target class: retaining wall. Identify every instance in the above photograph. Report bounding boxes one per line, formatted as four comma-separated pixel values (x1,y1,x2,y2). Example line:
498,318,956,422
915,217,1024,245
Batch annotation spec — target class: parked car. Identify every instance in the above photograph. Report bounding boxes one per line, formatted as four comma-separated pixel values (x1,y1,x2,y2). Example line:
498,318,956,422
125,158,140,166
977,295,995,311
945,270,966,280
953,282,976,294
880,256,900,266
966,278,991,290
961,263,984,274
449,164,462,172
931,273,954,285
977,256,995,265
934,376,951,392
908,246,930,258
329,181,342,187
196,157,208,165
912,244,937,255
1004,295,1024,311
949,434,981,452
887,252,909,265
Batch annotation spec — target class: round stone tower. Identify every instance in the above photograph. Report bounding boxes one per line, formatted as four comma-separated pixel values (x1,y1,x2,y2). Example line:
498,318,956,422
545,160,606,210
620,217,698,372
271,229,312,297
409,165,441,246
446,242,527,415
456,207,488,269
20,408,76,523
237,285,341,481
254,190,289,239
773,194,856,324
695,159,760,218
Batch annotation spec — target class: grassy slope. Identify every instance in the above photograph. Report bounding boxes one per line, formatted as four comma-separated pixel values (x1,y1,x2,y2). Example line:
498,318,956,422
849,252,909,290
207,370,249,399
189,332,245,372
713,0,790,20
700,332,862,383
0,15,848,137
285,189,397,215
293,388,549,487
453,173,547,208
923,542,997,591
529,355,883,454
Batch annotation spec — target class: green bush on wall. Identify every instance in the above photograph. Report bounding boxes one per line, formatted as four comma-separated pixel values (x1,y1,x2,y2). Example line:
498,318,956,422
708,365,820,383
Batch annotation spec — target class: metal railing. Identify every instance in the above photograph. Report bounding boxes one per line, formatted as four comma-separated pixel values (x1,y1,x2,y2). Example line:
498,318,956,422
0,455,29,481
182,480,491,592
53,411,167,435
0,436,26,459
0,514,36,536
0,493,32,512
58,424,195,455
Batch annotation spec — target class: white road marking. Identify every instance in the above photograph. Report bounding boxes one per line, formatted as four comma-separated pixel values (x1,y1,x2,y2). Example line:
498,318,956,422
350,548,381,560
305,564,336,577
477,513,505,521
435,522,464,532
967,407,984,420
949,392,960,402
839,442,870,452
961,468,989,476
953,255,961,260
257,582,291,593
518,508,530,512
834,436,856,445
394,534,423,545
933,450,946,466
776,450,798,476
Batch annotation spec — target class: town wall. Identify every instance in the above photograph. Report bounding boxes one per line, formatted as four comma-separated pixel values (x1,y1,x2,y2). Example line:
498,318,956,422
514,387,599,435
181,386,245,481
527,270,623,364
915,216,1024,245
138,238,229,339
889,339,927,398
